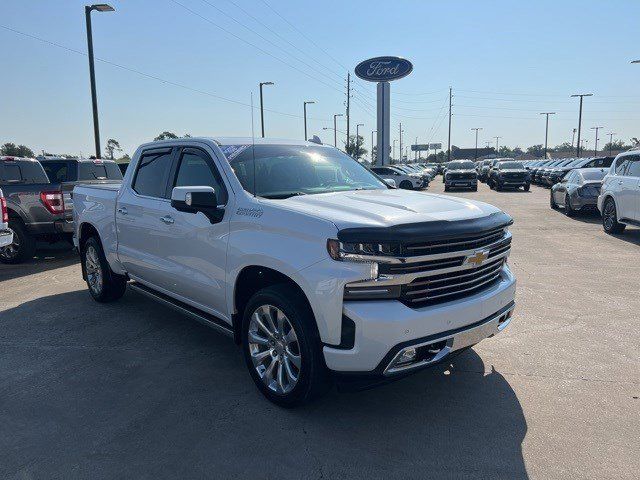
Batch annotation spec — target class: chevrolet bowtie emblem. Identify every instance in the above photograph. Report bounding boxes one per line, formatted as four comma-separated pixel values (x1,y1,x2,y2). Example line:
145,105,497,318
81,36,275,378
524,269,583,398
465,250,489,267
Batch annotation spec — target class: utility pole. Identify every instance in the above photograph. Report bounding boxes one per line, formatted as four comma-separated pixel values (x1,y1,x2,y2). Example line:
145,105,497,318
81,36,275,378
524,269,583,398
415,137,418,161
303,101,315,140
346,73,351,148
393,140,397,161
333,114,343,147
607,132,617,156
494,136,501,155
371,130,377,163
591,126,603,156
85,3,115,159
355,123,364,159
571,93,593,157
540,112,555,159
447,86,452,162
471,128,482,160
259,81,274,138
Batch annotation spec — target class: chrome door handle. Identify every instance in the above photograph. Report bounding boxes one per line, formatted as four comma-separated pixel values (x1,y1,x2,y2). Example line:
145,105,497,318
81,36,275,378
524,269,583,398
117,206,128,215
160,215,174,225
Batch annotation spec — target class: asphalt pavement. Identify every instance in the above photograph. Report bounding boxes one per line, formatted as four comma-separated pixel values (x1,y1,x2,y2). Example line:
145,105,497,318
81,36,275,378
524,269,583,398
1,180,638,479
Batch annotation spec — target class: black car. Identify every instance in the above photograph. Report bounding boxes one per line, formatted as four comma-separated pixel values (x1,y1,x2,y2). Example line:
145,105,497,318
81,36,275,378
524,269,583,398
443,160,478,191
488,161,530,191
550,168,608,216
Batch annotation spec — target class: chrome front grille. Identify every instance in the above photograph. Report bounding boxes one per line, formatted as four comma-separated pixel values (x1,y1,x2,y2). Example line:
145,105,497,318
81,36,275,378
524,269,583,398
349,227,512,308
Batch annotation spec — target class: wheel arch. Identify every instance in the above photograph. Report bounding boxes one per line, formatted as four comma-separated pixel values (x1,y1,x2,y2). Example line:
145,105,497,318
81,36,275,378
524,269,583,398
77,222,102,280
232,265,315,345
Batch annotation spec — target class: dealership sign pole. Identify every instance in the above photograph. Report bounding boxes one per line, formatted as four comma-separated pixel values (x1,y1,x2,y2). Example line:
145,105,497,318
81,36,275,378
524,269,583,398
355,57,413,166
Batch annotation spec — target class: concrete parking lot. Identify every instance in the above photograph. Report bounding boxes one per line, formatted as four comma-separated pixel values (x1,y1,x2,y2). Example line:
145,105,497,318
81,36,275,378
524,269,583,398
1,181,638,480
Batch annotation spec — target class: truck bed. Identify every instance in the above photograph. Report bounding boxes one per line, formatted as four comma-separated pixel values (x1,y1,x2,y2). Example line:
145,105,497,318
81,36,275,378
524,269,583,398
72,183,121,260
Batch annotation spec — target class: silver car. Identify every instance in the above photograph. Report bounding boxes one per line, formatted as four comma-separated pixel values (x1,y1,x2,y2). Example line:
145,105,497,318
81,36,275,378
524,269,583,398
550,168,607,216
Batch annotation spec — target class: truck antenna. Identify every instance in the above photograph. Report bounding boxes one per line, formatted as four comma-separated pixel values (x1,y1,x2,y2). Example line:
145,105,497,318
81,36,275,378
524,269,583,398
250,92,257,198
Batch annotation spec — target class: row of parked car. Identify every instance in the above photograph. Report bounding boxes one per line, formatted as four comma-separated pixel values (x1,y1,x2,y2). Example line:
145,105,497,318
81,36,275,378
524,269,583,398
370,163,438,190
0,155,123,263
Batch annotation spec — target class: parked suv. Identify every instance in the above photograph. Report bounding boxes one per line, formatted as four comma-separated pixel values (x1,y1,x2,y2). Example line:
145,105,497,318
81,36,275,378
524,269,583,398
370,166,424,189
488,161,530,191
73,137,516,406
0,188,13,249
444,160,478,191
0,156,71,263
598,150,640,234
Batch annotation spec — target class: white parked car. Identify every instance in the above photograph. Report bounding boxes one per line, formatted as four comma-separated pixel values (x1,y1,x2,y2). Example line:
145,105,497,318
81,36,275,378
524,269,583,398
0,188,13,249
73,137,516,406
370,166,424,189
598,149,640,234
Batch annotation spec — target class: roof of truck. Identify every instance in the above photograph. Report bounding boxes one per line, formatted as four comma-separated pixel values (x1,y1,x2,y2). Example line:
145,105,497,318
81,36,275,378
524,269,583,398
140,136,331,149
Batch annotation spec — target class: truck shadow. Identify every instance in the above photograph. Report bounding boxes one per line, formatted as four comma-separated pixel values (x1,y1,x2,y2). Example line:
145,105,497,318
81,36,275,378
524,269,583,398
0,289,528,479
0,242,78,282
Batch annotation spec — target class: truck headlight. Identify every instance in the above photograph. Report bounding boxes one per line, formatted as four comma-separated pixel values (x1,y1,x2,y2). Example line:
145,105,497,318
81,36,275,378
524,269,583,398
327,239,399,262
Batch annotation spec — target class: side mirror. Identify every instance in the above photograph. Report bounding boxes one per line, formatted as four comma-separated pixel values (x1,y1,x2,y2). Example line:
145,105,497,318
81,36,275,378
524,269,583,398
385,178,397,188
171,186,223,223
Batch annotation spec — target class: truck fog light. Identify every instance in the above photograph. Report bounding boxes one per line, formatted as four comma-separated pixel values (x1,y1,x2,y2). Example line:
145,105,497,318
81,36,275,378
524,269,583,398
396,347,417,365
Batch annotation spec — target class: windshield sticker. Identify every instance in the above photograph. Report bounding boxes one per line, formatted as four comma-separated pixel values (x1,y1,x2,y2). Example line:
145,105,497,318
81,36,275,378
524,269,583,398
220,145,250,161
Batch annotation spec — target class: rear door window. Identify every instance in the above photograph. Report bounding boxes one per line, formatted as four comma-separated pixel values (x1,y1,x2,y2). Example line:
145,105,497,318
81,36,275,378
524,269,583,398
42,161,76,182
1,161,49,184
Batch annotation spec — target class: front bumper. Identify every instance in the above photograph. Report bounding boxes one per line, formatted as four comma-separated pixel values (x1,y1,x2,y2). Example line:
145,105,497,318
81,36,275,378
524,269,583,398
0,229,13,248
323,264,516,373
445,179,477,188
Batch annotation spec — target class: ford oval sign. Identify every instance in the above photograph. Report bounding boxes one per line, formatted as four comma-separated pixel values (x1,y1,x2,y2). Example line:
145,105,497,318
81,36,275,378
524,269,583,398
355,56,413,82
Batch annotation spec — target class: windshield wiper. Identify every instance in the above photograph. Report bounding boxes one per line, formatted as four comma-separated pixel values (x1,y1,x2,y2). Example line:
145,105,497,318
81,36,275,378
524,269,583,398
262,191,308,199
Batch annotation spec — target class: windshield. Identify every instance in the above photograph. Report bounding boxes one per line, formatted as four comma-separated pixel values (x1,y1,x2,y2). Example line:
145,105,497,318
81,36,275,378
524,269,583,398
224,144,387,199
498,161,523,169
448,161,475,170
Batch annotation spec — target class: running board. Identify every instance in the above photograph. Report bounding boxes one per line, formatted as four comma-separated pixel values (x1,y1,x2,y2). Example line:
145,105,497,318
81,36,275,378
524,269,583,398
129,282,234,338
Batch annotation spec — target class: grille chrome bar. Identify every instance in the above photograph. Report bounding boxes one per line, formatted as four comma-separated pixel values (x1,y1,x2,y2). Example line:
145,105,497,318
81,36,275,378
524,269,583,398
406,258,504,290
404,271,503,303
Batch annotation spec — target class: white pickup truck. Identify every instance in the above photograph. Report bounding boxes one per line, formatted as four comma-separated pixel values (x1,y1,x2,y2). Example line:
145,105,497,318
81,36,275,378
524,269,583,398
73,137,516,406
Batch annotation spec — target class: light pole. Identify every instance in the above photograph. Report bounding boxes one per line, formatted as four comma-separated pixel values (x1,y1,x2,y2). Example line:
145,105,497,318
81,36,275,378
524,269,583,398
571,93,593,157
355,123,364,159
393,139,397,161
399,124,404,162
333,114,343,147
571,128,577,148
591,126,603,156
259,81,274,138
540,112,555,159
494,136,501,155
471,128,482,160
371,130,377,163
303,101,315,140
607,132,617,156
85,3,114,159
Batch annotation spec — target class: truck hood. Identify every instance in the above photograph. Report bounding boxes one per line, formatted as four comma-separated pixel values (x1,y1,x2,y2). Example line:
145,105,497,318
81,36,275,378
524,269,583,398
276,189,502,230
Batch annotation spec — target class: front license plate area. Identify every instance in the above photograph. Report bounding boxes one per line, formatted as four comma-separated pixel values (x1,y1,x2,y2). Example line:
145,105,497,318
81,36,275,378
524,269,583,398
451,318,498,351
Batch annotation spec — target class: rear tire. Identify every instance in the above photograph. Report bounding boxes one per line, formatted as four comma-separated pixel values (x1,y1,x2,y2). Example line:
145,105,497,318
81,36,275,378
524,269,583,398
0,220,36,264
81,236,127,302
602,197,625,234
242,284,330,407
399,180,412,190
564,194,575,217
523,183,530,192
444,185,449,192
550,191,559,210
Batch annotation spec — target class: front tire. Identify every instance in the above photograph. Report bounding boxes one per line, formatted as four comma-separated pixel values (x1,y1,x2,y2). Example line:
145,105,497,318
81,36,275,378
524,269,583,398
550,191,559,210
523,183,530,192
242,285,330,407
602,197,625,234
564,194,575,217
81,236,127,302
399,180,413,190
0,220,36,264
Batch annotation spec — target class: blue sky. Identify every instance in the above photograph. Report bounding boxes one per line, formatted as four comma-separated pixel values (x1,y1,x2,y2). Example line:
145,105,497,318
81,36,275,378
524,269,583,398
1,0,639,157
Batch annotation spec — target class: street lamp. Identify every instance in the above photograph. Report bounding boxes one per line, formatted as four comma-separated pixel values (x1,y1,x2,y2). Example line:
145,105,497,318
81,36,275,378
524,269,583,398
259,81,274,138
393,139,397,161
332,114,343,147
303,101,315,141
607,132,617,156
540,112,555,159
571,93,593,157
494,136,501,155
591,126,603,156
85,3,114,159
471,128,482,160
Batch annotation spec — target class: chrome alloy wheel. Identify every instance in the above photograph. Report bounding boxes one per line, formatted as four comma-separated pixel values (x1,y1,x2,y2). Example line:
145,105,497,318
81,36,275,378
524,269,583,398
0,227,19,261
603,200,616,230
85,245,103,295
248,305,301,395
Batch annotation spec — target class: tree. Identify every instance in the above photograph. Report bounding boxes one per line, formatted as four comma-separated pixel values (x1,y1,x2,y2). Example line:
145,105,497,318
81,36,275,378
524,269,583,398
602,140,626,153
552,142,574,153
344,135,367,159
154,131,179,141
116,153,131,164
1,143,35,158
526,144,544,157
104,138,122,160
631,137,640,147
